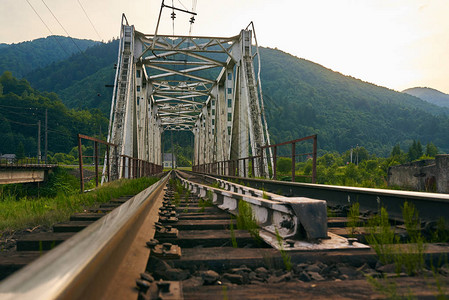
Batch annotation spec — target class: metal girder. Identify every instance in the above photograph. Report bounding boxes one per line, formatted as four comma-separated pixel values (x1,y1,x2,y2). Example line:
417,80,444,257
107,15,271,178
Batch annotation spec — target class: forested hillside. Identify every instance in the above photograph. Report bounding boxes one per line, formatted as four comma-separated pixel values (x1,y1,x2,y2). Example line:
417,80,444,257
403,87,449,109
260,48,449,155
9,37,449,157
26,39,119,104
0,36,98,78
0,71,107,156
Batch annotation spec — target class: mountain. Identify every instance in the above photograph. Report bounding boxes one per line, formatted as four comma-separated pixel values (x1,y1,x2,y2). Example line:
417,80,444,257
25,39,119,113
0,71,108,155
260,48,449,155
403,87,449,109
0,36,99,78
5,37,449,157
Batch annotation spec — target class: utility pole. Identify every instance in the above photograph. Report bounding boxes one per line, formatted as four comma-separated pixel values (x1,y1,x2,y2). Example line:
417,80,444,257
37,120,41,163
171,130,174,169
45,108,48,163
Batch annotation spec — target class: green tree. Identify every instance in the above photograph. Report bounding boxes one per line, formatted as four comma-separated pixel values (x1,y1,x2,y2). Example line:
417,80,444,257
407,140,423,161
425,142,438,157
416,141,423,158
276,157,292,174
391,143,402,157
16,141,25,160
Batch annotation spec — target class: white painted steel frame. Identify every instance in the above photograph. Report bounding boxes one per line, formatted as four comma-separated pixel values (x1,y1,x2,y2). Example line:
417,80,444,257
107,16,271,178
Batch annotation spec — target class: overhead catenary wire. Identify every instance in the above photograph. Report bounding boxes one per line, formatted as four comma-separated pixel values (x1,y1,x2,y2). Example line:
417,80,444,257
77,0,103,41
40,0,90,59
25,0,69,56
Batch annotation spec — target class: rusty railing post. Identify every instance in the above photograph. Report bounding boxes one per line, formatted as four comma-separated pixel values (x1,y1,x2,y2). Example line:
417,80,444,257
77,134,84,193
251,157,255,178
273,146,277,180
94,141,99,187
243,158,247,178
312,135,317,184
115,146,119,180
291,142,295,182
106,146,110,182
235,160,238,176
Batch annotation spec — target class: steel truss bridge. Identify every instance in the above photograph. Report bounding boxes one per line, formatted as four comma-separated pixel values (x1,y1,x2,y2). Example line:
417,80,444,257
105,15,272,181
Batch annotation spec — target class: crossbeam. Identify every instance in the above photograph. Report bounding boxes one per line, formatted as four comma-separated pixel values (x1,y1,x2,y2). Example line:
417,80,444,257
106,16,272,179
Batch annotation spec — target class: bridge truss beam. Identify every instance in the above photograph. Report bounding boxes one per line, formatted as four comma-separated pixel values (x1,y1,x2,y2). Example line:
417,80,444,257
107,16,271,178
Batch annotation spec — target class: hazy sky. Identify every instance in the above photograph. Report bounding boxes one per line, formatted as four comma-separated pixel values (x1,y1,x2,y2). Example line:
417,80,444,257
1,0,448,93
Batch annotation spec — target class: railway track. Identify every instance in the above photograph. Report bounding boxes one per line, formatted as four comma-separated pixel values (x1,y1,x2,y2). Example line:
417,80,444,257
0,170,448,299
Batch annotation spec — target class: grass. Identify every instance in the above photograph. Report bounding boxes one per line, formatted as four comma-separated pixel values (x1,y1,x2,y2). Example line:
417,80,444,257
275,227,292,271
347,202,360,237
236,200,260,242
365,202,447,299
396,202,426,275
0,176,159,232
230,216,238,248
365,207,399,265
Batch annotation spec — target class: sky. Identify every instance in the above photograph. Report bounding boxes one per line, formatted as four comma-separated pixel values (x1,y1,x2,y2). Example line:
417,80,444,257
0,0,448,94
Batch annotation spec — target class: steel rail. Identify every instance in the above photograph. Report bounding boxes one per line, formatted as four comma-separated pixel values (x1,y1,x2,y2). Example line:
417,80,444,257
0,172,170,300
190,172,449,223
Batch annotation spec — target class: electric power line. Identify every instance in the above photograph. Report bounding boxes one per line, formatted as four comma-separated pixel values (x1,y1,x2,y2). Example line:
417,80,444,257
40,0,88,56
2,117,37,127
77,0,103,41
25,0,69,55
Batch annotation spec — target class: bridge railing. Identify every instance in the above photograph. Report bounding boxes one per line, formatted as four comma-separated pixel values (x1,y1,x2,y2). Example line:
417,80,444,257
0,157,55,167
193,135,317,183
77,134,163,193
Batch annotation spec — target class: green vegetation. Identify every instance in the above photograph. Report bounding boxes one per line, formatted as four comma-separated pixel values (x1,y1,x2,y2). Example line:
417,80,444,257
365,202,448,298
230,216,238,248
236,200,260,242
273,141,440,188
0,71,108,156
0,175,159,231
366,207,399,265
347,202,360,237
3,37,448,164
198,191,213,212
0,36,98,78
26,39,119,114
365,202,428,275
261,47,449,156
275,227,292,271
396,202,425,275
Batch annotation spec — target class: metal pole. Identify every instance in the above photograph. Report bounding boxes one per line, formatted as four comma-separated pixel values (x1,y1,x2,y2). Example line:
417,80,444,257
251,157,255,178
94,141,99,187
44,108,48,163
312,135,317,184
122,155,126,178
106,146,110,182
115,146,119,179
37,120,41,163
292,142,295,182
243,159,247,178
273,146,277,180
171,131,174,169
77,135,84,193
